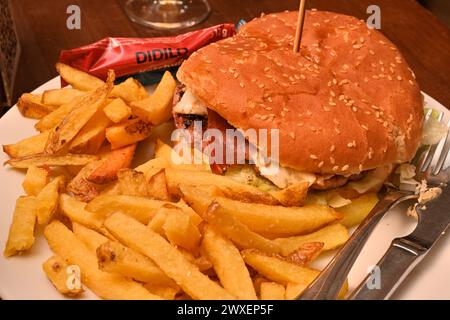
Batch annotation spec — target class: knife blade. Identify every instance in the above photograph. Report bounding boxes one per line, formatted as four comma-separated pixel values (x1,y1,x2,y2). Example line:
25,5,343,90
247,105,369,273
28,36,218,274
349,183,450,300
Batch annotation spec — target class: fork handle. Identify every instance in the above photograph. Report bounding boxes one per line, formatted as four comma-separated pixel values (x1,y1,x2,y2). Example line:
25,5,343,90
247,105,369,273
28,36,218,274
349,237,427,300
298,190,410,300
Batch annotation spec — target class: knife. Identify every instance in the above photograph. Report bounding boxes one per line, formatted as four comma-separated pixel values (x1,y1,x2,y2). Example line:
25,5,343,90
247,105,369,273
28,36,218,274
349,182,450,300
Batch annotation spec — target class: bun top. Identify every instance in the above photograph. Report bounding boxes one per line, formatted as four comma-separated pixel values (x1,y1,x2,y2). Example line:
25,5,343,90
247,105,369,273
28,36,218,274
177,10,423,175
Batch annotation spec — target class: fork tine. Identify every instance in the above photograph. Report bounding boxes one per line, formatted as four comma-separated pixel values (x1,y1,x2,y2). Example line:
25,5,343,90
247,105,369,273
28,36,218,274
432,119,450,175
410,109,434,167
420,111,445,172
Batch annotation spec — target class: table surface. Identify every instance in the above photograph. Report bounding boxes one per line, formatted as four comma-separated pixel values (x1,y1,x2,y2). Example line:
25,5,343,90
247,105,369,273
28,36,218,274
9,0,450,109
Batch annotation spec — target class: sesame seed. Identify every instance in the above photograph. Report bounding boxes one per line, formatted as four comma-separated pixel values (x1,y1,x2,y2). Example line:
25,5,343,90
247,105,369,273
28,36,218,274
332,166,339,171
280,111,286,117
260,115,268,120
352,107,358,112
361,125,369,131
283,107,290,112
258,84,265,88
388,75,393,81
297,122,304,127
365,110,371,115
330,157,336,164
330,145,336,152
300,74,306,80
369,50,375,55
330,90,336,97
333,118,339,125
397,76,403,81
372,75,379,79
289,132,296,139
318,161,324,168
342,165,350,171
233,73,239,79
239,83,245,88
264,67,270,72
409,80,414,85
335,127,341,134
310,154,318,160
353,44,363,49
329,101,337,106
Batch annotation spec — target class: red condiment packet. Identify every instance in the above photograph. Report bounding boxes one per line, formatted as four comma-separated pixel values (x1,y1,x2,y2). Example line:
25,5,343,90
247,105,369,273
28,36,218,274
59,24,236,81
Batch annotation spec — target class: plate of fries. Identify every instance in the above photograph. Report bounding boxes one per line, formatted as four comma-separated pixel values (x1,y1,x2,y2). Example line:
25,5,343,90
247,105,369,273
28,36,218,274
1,64,449,300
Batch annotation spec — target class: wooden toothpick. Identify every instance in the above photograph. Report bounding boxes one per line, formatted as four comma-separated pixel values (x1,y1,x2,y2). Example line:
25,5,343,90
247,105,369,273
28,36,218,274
293,0,307,53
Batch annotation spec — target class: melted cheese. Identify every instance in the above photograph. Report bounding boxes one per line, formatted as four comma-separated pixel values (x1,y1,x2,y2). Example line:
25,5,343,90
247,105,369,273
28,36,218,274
173,89,208,115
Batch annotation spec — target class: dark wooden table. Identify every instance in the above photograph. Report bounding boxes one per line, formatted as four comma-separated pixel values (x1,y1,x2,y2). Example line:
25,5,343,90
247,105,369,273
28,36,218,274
9,0,450,108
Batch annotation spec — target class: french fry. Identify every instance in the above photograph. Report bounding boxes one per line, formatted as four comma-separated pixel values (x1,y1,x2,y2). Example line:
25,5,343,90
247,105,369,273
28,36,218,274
336,193,379,227
4,196,37,257
269,182,308,207
143,284,179,300
42,255,84,296
260,282,286,300
284,283,308,300
42,88,86,106
44,221,161,299
96,240,177,287
175,199,203,226
66,161,103,202
69,108,112,154
117,169,148,196
6,153,99,169
274,224,349,256
146,169,170,201
105,118,152,150
202,226,257,299
56,63,105,91
204,201,283,255
212,197,341,237
98,181,121,196
104,212,235,300
45,73,113,154
59,194,109,236
22,165,50,196
3,131,50,158
110,78,148,103
162,206,201,252
17,93,57,119
35,176,65,225
135,156,169,179
72,222,110,252
35,95,86,132
103,98,132,123
87,144,136,184
147,208,168,236
86,194,169,224
130,71,176,125
242,250,319,286
165,168,279,205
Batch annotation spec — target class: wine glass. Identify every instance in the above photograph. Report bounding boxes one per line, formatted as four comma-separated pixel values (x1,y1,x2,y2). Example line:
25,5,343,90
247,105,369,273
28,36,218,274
125,0,211,30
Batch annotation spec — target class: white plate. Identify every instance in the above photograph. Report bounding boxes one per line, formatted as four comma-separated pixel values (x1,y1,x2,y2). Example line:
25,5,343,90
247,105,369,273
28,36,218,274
0,77,449,300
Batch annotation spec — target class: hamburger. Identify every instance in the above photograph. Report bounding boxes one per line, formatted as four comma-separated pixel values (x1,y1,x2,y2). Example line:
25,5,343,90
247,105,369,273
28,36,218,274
172,10,423,198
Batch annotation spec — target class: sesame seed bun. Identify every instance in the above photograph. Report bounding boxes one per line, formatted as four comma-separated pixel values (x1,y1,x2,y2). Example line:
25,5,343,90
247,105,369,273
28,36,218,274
177,10,423,175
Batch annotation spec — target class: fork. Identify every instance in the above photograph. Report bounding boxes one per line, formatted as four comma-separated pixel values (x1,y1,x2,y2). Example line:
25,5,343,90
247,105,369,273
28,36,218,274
298,109,450,300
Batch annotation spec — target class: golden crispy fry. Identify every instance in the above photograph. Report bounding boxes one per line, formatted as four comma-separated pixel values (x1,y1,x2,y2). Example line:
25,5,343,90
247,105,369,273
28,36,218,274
35,95,86,132
42,88,86,106
110,78,148,103
284,283,308,300
135,156,169,179
274,224,349,256
165,168,279,205
213,197,341,237
42,255,84,296
96,240,177,287
175,199,203,226
22,165,50,196
202,226,257,299
103,98,132,123
35,176,65,225
4,196,37,257
72,222,110,252
242,250,319,286
269,182,308,207
204,201,283,255
44,221,160,299
130,71,176,125
6,153,99,169
284,242,324,266
69,109,111,154
66,161,103,202
17,93,57,119
98,181,121,196
3,131,50,158
154,139,211,172
45,73,113,154
104,212,234,300
56,63,105,91
86,194,169,224
117,169,148,196
105,118,152,150
86,144,136,184
143,284,179,300
146,169,170,201
59,194,109,236
260,282,286,300
162,206,201,252
336,193,379,227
